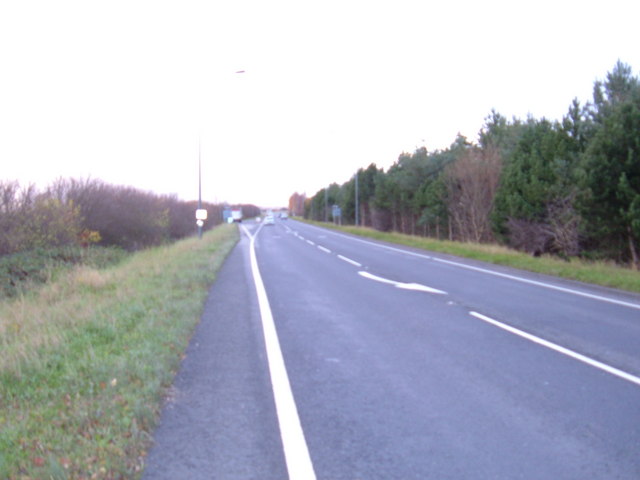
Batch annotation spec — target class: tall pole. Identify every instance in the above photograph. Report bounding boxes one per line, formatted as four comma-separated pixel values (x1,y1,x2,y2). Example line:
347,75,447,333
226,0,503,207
196,70,243,236
324,187,328,222
355,170,359,227
198,137,202,239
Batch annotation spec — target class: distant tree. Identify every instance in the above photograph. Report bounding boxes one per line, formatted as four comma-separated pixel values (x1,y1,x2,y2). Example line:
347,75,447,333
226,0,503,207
22,196,82,250
289,192,306,216
580,61,640,267
358,164,382,227
479,109,525,159
416,174,447,239
0,181,26,255
306,185,340,222
492,118,582,255
0,182,82,254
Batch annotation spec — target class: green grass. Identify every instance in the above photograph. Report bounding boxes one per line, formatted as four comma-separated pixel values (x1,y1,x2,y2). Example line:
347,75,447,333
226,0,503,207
0,224,238,479
0,246,128,299
303,220,640,294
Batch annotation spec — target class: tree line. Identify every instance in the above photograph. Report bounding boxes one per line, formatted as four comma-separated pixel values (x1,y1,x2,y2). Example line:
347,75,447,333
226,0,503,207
303,61,640,268
0,177,257,255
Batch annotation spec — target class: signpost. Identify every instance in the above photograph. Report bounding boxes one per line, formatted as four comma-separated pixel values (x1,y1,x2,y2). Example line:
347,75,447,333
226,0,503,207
196,208,207,233
332,204,342,225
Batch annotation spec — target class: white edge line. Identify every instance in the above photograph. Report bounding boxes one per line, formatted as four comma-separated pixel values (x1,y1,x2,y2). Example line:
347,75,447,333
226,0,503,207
337,255,362,267
438,258,640,311
296,222,640,311
469,311,640,388
317,245,331,254
248,233,316,479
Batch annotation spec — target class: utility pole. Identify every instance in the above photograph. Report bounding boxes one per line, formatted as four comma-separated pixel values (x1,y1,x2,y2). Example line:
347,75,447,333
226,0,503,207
355,170,359,227
324,187,328,222
197,139,203,239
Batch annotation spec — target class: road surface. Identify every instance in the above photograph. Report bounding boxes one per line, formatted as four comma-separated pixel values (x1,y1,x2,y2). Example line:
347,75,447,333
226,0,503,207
142,219,640,479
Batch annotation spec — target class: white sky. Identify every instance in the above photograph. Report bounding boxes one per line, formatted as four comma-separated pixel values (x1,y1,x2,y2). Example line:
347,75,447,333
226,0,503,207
1,0,638,207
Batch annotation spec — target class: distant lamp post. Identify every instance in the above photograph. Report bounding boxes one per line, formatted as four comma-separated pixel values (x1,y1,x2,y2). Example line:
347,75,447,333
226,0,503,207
355,170,359,227
197,69,245,238
196,139,207,239
324,188,328,222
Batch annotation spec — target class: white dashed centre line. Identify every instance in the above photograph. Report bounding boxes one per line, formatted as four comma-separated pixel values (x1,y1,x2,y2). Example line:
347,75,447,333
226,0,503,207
337,255,362,267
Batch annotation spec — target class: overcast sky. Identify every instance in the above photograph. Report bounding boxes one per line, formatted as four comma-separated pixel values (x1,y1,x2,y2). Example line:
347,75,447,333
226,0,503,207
1,0,638,207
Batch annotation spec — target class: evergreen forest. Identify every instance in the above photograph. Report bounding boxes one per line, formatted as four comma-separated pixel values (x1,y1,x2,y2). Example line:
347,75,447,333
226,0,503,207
301,61,640,269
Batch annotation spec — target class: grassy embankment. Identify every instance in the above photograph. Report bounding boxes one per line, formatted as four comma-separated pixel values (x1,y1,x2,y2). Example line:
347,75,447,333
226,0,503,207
304,220,640,294
0,224,238,479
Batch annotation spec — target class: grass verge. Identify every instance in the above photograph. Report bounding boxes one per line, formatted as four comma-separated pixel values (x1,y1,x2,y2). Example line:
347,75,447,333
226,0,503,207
0,246,128,299
0,224,238,479
303,220,640,294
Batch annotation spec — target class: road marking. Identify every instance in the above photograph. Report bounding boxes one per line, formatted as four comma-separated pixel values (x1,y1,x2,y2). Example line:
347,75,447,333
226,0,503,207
469,311,640,388
396,282,448,294
337,255,362,267
358,271,447,295
306,240,316,246
317,245,331,254
247,228,316,479
438,258,640,311
299,223,640,311
241,224,259,240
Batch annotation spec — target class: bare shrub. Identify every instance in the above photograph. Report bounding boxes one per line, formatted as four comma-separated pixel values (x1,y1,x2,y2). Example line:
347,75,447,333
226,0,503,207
546,193,581,257
507,194,582,258
444,146,502,243
506,218,553,256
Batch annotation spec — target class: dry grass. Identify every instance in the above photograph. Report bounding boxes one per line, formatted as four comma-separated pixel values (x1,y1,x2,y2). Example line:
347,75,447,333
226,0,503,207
0,266,116,376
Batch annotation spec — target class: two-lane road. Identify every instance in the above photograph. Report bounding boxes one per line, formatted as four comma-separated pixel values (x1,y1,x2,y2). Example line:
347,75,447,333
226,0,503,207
143,219,640,479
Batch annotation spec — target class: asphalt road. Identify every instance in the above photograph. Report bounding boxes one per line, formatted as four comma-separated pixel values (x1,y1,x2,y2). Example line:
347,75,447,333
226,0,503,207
142,219,640,479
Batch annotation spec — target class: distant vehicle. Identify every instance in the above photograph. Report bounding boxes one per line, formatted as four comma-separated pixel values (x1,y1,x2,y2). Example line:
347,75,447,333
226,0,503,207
280,212,289,220
231,208,243,223
263,215,275,225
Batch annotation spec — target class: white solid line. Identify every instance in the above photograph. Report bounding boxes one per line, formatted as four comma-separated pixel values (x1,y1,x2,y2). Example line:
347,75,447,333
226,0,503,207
248,233,316,479
240,225,253,240
469,311,640,388
438,258,640,311
317,246,331,254
337,255,362,267
358,271,447,295
299,223,640,311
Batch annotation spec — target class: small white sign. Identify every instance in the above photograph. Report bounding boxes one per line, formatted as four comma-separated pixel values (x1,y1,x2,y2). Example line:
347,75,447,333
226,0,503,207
195,209,208,220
